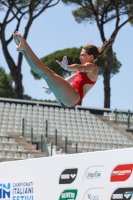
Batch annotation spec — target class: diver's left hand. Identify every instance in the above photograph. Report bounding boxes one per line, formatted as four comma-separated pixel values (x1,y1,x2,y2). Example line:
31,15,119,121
56,56,68,70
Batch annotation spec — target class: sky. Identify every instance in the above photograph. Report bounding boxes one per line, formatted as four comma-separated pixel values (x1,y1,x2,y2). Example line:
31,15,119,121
0,1,133,112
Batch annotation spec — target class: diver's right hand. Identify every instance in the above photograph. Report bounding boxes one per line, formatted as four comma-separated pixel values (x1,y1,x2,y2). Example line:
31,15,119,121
13,31,27,52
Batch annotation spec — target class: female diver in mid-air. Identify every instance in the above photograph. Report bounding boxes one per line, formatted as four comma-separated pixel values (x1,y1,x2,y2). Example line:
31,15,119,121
13,32,114,108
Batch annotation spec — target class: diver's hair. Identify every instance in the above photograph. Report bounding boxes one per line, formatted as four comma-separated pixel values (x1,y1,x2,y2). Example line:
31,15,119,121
83,38,114,62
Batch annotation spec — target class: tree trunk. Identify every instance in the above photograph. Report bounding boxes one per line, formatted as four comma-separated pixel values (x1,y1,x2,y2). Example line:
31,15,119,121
12,66,23,99
103,47,113,108
1,28,23,99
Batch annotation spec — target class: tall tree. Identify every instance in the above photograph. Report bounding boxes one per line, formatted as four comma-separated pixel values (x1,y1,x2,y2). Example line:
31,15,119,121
0,0,60,99
61,0,133,108
31,47,121,105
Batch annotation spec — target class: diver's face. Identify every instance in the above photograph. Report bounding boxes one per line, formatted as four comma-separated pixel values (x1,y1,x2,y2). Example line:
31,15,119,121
79,49,94,64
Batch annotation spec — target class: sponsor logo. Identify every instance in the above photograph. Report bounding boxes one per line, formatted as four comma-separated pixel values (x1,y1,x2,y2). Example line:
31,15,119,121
124,192,133,199
0,183,11,199
111,188,133,200
59,169,78,184
86,171,101,179
83,166,103,181
110,164,133,182
87,193,99,200
59,189,78,200
83,188,103,200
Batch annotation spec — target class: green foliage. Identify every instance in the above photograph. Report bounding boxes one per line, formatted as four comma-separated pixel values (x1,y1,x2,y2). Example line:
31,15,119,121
30,47,82,79
62,0,133,28
23,94,33,100
0,66,15,98
72,6,95,24
23,94,57,103
33,99,57,103
30,70,42,80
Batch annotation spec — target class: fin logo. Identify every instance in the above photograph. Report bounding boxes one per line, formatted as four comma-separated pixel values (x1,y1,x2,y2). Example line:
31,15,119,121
59,189,78,200
124,192,133,199
59,168,78,184
70,174,76,179
0,183,11,199
111,188,133,200
110,164,133,182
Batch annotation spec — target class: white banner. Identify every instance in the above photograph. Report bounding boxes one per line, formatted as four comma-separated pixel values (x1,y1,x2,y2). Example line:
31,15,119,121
0,148,133,200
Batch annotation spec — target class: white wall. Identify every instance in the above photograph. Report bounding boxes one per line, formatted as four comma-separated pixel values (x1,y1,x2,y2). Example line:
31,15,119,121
0,148,133,200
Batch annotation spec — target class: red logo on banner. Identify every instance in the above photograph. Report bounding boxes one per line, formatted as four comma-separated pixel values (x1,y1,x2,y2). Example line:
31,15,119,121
110,164,133,182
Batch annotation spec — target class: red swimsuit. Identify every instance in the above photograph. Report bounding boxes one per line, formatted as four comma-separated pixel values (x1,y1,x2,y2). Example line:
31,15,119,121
61,71,96,108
